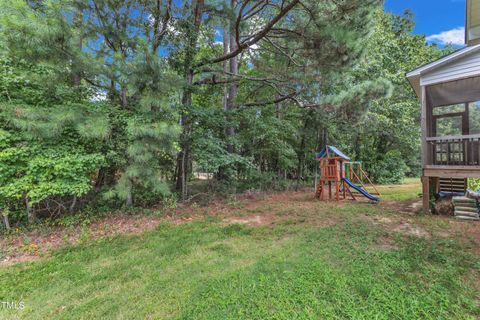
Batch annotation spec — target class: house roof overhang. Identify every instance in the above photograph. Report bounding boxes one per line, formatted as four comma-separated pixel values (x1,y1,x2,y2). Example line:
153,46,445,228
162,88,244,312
406,44,480,99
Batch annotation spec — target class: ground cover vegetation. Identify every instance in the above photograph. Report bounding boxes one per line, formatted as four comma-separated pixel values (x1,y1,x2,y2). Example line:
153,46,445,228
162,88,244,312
0,180,479,319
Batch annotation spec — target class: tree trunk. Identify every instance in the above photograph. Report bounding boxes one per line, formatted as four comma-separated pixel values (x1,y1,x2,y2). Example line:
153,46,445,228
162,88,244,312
296,117,309,190
217,0,239,182
275,100,281,119
175,126,189,200
175,68,193,200
120,86,128,108
175,0,205,200
223,28,229,113
72,5,83,87
226,0,239,154
69,196,77,213
217,28,231,181
122,121,134,206
26,197,35,224
354,134,361,160
125,177,133,207
2,210,10,230
322,128,328,147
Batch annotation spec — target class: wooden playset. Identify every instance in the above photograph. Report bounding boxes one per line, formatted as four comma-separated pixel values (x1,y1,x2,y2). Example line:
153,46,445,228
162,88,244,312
315,146,380,202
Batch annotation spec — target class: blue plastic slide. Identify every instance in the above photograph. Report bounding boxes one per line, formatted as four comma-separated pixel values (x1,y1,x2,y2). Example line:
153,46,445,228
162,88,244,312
342,178,380,202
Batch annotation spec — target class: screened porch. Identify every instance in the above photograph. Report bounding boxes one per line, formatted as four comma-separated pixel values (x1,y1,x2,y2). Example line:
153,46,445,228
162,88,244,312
424,76,480,167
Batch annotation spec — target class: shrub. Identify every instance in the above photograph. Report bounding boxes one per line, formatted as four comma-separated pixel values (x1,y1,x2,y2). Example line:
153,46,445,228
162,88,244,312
367,150,409,184
468,178,480,191
0,129,104,225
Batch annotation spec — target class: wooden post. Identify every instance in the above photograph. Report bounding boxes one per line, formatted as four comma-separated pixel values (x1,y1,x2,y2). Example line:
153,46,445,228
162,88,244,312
463,103,469,164
420,86,432,214
320,180,327,201
434,177,440,194
421,86,430,167
421,176,430,214
335,181,340,201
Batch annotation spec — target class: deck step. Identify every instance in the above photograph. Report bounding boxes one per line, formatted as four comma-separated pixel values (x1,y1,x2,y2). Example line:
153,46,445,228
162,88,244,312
452,196,476,203
455,215,480,221
455,210,479,217
453,202,477,208
454,206,478,213
454,203,477,208
453,195,479,221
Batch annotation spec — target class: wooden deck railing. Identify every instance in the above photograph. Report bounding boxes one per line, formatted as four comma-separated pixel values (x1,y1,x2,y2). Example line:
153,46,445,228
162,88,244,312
426,134,480,166
321,164,339,180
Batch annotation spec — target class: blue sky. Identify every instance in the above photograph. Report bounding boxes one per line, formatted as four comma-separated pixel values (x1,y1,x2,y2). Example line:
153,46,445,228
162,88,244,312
384,0,466,46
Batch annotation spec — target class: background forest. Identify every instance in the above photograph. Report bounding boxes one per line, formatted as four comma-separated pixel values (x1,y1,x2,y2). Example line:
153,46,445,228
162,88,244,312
0,0,449,228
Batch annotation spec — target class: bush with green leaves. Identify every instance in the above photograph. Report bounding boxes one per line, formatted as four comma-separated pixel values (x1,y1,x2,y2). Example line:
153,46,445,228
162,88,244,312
366,150,410,184
468,179,480,191
0,129,104,223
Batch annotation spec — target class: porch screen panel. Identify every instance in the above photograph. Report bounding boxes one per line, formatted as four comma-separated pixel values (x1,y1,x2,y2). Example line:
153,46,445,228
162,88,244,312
467,0,480,45
436,116,463,137
426,76,480,107
469,102,480,134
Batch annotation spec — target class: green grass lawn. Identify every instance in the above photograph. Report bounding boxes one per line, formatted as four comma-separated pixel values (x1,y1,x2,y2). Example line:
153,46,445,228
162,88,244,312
376,177,422,202
1,182,479,319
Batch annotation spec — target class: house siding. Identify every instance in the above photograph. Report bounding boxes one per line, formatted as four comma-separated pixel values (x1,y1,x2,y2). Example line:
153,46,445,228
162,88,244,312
421,51,480,86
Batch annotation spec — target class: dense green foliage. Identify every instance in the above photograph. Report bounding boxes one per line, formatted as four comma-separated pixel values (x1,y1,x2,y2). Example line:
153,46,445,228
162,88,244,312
0,55,107,224
0,0,448,227
318,11,451,183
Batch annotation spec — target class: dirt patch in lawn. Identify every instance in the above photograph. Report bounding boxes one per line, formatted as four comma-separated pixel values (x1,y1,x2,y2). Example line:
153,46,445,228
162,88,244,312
446,220,480,256
220,190,343,228
379,200,423,215
378,200,480,255
370,235,399,252
224,215,271,227
0,189,329,266
0,215,163,266
392,222,431,238
367,215,431,238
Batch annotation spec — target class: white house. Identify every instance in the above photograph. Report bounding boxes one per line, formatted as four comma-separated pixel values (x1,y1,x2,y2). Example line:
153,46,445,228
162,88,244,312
407,0,480,212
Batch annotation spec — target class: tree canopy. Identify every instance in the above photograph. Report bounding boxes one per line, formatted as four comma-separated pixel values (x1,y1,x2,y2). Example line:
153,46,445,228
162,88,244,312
0,0,447,227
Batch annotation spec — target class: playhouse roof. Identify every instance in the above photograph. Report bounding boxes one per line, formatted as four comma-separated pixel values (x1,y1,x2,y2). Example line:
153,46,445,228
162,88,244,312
317,145,351,160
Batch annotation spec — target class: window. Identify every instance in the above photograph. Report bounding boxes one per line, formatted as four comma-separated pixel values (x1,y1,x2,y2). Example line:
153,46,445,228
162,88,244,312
467,0,480,45
432,104,465,116
435,116,463,137
432,104,465,137
469,101,480,134
431,102,480,136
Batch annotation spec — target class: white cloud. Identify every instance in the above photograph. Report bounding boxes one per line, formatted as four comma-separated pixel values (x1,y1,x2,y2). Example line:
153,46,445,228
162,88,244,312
426,27,465,46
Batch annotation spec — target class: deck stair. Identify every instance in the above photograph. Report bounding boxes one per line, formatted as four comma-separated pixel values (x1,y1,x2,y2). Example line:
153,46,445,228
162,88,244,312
452,196,480,221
